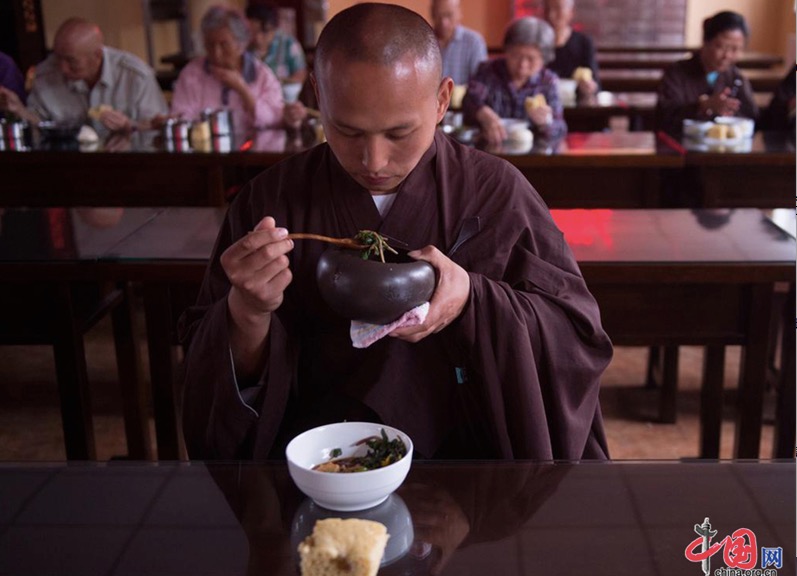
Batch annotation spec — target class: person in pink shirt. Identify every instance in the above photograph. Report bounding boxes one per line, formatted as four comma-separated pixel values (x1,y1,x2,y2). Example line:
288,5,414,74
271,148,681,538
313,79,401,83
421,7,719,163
171,5,283,132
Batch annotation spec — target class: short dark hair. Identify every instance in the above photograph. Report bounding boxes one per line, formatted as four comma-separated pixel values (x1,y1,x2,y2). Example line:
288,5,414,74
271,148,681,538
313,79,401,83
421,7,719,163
702,11,749,43
314,3,441,78
245,2,278,30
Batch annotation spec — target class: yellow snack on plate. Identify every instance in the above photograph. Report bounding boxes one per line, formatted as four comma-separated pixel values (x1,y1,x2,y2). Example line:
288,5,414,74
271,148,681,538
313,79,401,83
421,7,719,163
88,104,113,120
299,518,389,576
706,124,728,140
572,67,593,83
524,94,547,115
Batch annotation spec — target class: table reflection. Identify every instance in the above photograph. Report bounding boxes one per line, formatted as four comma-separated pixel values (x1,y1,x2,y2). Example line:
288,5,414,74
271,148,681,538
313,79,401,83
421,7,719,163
209,462,567,576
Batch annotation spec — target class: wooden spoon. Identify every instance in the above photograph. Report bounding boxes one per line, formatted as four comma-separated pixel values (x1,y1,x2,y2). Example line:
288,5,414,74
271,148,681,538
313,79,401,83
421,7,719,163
286,233,367,250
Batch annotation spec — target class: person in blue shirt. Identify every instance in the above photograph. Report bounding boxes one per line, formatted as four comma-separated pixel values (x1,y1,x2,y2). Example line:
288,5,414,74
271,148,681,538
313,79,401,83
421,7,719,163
431,0,487,85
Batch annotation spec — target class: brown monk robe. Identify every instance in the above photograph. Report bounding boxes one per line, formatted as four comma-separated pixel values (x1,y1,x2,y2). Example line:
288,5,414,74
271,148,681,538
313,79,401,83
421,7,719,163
179,3,613,462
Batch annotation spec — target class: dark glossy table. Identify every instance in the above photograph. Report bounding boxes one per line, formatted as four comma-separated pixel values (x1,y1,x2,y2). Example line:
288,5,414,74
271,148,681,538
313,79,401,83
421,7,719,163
0,128,685,209
1,207,793,461
0,460,793,575
555,208,796,458
601,67,786,93
680,131,796,208
597,50,783,70
488,131,684,208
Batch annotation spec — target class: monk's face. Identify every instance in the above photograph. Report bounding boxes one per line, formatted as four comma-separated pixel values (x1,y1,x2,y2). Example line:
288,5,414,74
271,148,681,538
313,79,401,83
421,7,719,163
316,53,451,194
505,45,545,84
701,29,745,73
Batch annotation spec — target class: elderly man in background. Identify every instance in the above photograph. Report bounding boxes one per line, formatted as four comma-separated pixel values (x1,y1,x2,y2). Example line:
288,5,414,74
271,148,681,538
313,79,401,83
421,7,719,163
0,18,166,131
431,0,487,85
171,5,283,133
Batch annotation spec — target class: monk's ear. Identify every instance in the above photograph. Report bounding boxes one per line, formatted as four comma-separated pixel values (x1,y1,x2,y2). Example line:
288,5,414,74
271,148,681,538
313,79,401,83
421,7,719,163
436,76,454,123
310,72,320,108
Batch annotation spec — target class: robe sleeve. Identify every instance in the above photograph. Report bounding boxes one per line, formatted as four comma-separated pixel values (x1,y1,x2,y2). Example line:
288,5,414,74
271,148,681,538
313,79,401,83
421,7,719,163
178,185,295,459
443,162,613,460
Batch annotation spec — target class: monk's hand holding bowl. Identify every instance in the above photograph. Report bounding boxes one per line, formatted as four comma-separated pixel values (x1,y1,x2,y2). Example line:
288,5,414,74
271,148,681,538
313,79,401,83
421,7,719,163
390,245,470,343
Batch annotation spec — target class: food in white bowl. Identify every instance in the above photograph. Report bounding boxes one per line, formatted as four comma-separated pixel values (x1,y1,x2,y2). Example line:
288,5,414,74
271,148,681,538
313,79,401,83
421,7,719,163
286,422,413,511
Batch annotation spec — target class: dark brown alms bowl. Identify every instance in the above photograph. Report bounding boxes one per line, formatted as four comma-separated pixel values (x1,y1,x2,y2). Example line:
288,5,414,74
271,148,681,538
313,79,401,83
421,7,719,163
316,248,436,324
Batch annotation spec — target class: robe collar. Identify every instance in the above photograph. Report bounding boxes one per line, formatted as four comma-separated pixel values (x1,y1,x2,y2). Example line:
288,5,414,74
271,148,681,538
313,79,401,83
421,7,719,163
326,137,439,251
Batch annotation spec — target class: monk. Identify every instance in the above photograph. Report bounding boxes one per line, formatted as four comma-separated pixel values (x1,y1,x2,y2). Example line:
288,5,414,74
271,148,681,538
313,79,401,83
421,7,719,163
179,2,613,461
0,18,166,131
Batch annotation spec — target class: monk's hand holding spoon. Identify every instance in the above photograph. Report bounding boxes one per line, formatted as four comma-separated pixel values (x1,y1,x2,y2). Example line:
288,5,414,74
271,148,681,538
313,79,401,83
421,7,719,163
222,217,294,377
390,245,470,343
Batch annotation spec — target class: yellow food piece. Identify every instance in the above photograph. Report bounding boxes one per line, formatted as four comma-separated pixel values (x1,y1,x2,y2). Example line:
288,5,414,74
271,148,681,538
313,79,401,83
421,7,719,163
299,518,388,576
706,124,731,139
572,67,593,83
524,94,547,115
88,104,112,120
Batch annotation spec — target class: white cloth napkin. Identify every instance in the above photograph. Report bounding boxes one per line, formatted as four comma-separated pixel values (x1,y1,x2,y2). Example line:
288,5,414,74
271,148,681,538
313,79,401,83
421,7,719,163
350,302,430,348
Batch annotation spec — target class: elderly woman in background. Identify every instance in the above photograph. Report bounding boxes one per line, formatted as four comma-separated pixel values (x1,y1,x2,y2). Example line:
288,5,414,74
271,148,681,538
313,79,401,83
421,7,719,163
463,17,566,146
171,5,283,133
544,0,599,96
656,11,758,137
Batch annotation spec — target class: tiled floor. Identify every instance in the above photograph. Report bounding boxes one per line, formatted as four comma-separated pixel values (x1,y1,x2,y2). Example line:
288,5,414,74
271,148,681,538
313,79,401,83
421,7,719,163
0,313,776,461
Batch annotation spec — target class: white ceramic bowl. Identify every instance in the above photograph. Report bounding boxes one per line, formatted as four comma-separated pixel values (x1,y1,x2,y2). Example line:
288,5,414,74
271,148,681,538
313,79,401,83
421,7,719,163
286,422,413,511
683,119,713,138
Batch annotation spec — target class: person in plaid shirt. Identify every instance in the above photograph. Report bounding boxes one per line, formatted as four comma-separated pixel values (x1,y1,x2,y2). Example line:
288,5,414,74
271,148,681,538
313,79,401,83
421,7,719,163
463,17,566,146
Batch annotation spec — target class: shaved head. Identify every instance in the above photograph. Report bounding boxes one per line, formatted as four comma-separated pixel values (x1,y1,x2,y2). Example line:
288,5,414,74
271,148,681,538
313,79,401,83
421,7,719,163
53,17,104,84
54,18,104,53
314,3,442,86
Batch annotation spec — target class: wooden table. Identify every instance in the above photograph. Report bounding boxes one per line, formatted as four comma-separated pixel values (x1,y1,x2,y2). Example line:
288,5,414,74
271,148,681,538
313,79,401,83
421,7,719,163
0,460,793,575
490,131,684,208
680,131,796,208
552,208,796,459
601,67,786,93
0,129,685,209
597,51,783,70
6,206,791,460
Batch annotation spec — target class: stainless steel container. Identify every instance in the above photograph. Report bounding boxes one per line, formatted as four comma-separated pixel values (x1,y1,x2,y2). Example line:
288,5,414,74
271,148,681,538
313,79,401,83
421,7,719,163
202,108,233,136
0,119,29,151
162,118,191,152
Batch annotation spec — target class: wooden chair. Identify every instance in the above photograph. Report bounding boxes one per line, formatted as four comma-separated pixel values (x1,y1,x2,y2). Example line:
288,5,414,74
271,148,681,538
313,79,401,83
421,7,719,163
0,282,153,460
